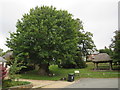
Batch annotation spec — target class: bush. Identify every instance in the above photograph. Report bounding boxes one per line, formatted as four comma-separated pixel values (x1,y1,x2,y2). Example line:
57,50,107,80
18,65,35,74
59,63,76,68
75,59,87,68
58,56,87,69
8,58,26,81
74,55,87,68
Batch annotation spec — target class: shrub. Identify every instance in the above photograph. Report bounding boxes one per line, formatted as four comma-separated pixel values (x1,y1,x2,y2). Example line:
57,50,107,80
18,65,35,74
74,54,87,68
59,58,87,69
8,58,26,81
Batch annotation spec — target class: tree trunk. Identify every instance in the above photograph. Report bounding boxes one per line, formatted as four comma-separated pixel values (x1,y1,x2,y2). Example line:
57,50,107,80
35,64,39,70
38,63,49,76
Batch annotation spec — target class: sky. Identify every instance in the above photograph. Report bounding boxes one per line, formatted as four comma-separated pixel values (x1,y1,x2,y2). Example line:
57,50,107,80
0,0,119,52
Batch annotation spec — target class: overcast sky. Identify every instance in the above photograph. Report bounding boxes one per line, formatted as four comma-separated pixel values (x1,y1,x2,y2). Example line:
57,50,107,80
0,0,119,52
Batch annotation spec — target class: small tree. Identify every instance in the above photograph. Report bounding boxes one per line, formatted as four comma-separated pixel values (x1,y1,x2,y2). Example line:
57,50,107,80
8,57,26,81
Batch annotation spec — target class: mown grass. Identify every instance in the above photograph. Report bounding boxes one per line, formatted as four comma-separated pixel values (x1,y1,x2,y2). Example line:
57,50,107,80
2,79,31,89
20,62,120,81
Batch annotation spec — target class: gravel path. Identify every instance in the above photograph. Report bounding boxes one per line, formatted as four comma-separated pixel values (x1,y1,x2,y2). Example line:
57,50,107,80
65,78,119,88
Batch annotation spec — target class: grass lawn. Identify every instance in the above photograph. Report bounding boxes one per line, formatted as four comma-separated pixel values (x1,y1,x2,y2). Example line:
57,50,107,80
2,79,31,89
20,62,120,81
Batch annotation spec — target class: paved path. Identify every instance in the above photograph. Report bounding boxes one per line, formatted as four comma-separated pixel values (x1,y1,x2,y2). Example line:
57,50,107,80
20,79,56,88
20,78,119,88
42,81,74,88
20,79,74,88
65,78,119,88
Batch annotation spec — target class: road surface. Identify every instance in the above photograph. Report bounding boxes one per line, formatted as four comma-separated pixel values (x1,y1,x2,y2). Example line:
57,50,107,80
65,78,119,88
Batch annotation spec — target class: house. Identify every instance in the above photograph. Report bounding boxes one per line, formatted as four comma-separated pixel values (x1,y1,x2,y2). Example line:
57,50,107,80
3,51,13,61
87,51,99,61
87,54,97,61
0,57,7,64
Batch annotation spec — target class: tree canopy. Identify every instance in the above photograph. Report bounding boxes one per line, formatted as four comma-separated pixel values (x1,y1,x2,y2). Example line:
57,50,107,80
110,30,120,63
6,6,96,75
99,46,113,56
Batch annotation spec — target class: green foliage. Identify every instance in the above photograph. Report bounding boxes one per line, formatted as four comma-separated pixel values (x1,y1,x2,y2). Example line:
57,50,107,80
0,48,3,56
20,63,120,81
75,52,87,68
59,51,87,68
99,47,113,56
3,79,30,89
57,19,96,68
8,58,26,81
6,6,95,71
110,30,120,62
77,30,96,56
76,20,96,62
6,6,79,67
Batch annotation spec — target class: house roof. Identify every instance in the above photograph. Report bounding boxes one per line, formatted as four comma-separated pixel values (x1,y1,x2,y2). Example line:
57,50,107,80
3,51,13,59
92,53,112,62
0,57,7,62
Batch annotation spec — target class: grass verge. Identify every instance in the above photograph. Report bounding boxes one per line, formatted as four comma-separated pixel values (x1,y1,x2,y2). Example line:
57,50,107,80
20,62,120,81
2,79,31,89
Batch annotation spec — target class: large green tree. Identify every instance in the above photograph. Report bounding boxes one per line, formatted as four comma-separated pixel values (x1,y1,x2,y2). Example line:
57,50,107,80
58,19,96,68
6,6,80,75
111,30,120,63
